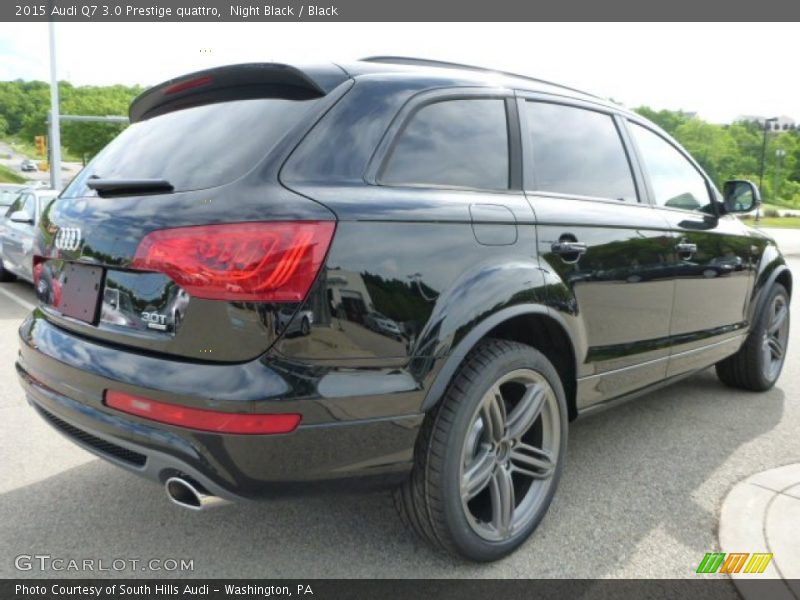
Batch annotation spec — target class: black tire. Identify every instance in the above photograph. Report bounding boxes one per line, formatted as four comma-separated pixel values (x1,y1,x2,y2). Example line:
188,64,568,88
394,338,568,561
0,252,16,282
0,261,15,282
716,283,790,391
300,317,310,336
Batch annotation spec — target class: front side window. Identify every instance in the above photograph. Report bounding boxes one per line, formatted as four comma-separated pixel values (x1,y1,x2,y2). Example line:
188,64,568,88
629,122,711,212
381,98,509,190
22,194,36,220
524,102,637,202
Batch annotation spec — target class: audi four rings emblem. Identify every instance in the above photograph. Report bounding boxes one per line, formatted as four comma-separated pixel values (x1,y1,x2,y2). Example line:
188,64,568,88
54,227,82,252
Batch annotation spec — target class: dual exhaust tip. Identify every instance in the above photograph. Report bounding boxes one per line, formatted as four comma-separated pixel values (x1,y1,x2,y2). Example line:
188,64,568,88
165,476,230,511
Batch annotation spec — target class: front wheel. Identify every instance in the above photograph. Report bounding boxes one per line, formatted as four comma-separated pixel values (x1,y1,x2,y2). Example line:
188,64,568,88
395,339,568,561
716,283,790,391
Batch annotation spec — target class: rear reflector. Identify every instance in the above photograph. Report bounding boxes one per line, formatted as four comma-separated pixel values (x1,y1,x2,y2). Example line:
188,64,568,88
105,390,301,434
32,256,44,286
131,221,335,302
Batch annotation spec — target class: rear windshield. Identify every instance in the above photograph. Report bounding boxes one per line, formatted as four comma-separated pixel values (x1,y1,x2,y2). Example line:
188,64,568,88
62,97,320,198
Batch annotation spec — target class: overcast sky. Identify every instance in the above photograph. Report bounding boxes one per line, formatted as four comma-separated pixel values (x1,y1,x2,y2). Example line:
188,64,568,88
0,22,797,123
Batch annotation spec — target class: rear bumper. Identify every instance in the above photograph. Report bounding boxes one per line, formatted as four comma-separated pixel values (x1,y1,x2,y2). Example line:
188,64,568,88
17,312,423,499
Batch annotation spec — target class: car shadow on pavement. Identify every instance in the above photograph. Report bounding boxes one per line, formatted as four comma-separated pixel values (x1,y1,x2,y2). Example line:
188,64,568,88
0,368,785,578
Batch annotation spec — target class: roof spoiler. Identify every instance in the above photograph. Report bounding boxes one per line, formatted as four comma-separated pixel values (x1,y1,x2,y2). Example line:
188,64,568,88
129,63,345,123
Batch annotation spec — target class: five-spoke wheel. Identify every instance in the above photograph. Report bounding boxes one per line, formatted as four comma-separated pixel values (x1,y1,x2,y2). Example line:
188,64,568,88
717,283,790,391
395,339,567,561
460,369,560,541
762,293,789,382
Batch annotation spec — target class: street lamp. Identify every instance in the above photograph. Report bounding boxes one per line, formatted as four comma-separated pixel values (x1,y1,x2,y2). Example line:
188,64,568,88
757,117,779,221
774,148,786,204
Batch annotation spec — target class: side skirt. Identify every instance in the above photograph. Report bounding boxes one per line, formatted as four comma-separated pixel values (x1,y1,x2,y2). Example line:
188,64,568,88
576,333,746,418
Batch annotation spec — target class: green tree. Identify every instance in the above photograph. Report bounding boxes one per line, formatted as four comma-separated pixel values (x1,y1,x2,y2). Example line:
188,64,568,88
635,107,800,207
0,79,141,160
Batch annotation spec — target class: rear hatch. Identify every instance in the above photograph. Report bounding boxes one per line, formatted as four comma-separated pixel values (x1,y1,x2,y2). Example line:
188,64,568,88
33,63,346,362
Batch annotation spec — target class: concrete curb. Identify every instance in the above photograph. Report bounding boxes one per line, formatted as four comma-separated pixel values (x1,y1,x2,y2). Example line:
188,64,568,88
719,464,800,600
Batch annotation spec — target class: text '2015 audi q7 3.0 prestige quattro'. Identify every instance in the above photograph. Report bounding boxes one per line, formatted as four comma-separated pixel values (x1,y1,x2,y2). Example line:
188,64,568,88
17,58,792,561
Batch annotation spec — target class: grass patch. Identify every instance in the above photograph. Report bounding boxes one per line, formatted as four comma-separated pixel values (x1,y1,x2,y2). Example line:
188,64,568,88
0,164,26,183
742,217,800,229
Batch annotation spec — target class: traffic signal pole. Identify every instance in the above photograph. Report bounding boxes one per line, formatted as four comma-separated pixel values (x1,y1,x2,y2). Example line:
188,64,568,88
48,21,62,190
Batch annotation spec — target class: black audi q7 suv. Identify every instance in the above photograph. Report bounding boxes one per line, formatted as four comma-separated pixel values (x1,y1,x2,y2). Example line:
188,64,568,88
17,57,792,561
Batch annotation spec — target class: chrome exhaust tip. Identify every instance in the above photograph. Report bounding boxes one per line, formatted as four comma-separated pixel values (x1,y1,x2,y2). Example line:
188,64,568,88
165,476,230,511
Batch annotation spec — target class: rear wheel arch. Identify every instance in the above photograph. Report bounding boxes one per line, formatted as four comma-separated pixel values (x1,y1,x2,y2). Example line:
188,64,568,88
776,269,792,299
421,306,578,422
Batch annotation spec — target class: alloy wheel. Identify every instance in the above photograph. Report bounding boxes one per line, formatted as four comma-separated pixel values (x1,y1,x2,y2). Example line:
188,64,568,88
762,294,789,381
459,368,561,542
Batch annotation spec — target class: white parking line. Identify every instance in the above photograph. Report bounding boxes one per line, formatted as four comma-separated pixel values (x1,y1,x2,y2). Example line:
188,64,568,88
0,286,36,312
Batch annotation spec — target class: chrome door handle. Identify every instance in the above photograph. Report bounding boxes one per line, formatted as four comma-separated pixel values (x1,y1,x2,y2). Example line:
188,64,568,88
551,241,588,255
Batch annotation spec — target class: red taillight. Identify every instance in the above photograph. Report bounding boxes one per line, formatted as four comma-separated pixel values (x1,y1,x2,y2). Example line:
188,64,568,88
164,75,213,95
105,390,301,434
131,221,335,302
32,256,44,286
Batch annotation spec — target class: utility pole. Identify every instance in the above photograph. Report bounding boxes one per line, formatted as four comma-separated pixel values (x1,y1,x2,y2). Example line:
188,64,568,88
774,148,786,205
48,21,62,190
757,117,778,221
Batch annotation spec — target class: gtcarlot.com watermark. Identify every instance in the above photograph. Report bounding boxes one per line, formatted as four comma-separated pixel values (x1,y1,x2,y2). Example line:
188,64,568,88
14,554,194,573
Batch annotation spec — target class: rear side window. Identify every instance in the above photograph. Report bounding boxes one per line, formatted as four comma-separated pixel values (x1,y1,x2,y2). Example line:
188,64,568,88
381,98,509,191
524,102,637,202
62,97,320,198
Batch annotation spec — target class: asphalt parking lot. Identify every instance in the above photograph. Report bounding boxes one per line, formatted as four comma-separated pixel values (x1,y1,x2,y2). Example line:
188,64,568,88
0,258,797,579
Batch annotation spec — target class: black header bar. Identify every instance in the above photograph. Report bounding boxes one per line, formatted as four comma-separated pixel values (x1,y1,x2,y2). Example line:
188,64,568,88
3,0,800,21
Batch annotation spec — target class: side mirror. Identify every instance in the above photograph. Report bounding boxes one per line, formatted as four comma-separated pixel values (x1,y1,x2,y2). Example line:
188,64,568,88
722,180,761,214
9,210,33,224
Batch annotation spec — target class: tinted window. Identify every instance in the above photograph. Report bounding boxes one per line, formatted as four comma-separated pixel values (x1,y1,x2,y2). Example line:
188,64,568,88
62,97,320,197
381,99,509,190
525,102,636,202
629,123,711,212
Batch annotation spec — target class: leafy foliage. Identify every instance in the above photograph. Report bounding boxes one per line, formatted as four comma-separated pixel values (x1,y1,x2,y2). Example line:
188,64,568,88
635,107,800,206
0,80,142,162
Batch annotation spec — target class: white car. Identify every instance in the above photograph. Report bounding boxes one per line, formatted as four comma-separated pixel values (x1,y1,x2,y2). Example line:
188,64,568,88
20,159,38,172
0,188,59,282
0,184,27,212
364,311,403,339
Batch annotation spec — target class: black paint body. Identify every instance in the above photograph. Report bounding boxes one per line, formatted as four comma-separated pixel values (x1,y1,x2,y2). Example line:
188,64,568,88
17,61,793,500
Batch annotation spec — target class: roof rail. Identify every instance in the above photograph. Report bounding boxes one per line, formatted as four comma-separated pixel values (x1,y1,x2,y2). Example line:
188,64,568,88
360,56,601,99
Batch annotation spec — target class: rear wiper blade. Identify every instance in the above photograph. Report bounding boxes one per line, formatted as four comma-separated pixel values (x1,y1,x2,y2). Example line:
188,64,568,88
86,178,174,197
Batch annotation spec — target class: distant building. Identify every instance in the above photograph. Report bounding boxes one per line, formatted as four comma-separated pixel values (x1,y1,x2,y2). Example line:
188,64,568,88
736,115,796,131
